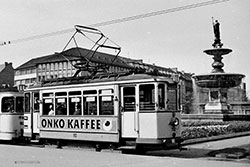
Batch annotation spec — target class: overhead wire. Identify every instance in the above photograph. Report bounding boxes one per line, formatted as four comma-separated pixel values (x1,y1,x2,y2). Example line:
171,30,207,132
0,0,229,46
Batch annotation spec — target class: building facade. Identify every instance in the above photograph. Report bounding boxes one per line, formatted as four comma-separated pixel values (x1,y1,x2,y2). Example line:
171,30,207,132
14,47,193,112
14,47,133,90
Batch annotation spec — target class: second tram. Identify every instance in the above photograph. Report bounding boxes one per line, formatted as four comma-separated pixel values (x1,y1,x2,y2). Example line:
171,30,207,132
0,87,23,141
24,72,182,151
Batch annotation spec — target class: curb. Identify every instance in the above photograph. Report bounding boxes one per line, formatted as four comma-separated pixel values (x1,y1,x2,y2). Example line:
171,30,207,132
182,131,250,146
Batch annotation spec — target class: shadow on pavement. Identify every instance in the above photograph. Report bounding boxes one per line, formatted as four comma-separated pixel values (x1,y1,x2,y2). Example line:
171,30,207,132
146,148,211,158
146,146,250,163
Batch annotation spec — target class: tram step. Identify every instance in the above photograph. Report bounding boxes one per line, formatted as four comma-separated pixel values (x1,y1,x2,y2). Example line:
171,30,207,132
118,146,136,150
30,139,40,143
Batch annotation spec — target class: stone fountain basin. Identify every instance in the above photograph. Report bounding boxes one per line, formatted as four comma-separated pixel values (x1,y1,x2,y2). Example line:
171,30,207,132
204,48,232,56
193,73,245,88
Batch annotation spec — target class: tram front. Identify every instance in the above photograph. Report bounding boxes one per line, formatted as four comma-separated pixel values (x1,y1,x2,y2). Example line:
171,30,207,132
0,90,24,141
120,77,182,150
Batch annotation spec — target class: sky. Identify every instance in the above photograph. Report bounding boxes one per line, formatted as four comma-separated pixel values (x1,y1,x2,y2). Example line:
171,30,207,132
0,0,250,92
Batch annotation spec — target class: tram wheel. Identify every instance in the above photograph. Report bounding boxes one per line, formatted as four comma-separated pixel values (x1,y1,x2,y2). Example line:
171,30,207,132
95,144,102,152
56,140,62,149
109,144,115,152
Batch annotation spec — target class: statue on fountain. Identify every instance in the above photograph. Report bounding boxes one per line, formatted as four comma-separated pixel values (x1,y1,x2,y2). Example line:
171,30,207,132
212,18,223,48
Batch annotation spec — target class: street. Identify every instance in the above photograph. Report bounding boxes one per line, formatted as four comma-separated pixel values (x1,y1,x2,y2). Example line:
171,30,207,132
0,135,250,167
149,134,250,156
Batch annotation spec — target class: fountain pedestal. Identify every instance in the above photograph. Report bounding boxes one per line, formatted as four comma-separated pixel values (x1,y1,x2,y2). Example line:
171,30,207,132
204,102,228,114
204,88,232,114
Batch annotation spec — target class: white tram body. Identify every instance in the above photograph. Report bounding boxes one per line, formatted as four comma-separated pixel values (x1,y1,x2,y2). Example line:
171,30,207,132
0,88,24,140
24,73,182,150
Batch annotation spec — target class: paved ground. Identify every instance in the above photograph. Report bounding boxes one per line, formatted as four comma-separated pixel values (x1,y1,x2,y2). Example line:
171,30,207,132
0,144,248,167
0,135,250,167
186,135,250,150
147,135,250,163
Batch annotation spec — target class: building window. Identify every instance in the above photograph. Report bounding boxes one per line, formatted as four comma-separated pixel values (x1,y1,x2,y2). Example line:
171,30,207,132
15,80,21,85
31,68,36,73
63,62,67,77
55,63,58,71
37,65,42,76
20,80,25,84
15,70,21,76
67,62,72,76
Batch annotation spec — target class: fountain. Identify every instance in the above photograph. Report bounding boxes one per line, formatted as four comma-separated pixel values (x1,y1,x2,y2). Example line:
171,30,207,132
193,19,245,114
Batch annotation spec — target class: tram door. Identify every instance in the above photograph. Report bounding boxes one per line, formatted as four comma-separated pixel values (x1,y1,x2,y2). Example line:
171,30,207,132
24,92,40,139
121,86,139,138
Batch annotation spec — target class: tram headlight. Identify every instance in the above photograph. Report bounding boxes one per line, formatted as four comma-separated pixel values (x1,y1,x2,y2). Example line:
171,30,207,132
169,117,180,127
173,118,179,126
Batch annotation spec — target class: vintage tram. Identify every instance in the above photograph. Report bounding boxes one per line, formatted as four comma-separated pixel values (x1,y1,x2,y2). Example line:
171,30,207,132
0,87,23,141
24,72,182,151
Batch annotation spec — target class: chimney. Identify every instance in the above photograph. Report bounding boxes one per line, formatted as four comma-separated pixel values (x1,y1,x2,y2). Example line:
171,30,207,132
4,62,12,67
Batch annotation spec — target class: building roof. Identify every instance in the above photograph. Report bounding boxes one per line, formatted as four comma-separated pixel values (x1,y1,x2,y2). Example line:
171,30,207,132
15,47,192,83
0,64,5,72
15,47,132,70
61,47,132,68
0,62,13,72
15,53,79,70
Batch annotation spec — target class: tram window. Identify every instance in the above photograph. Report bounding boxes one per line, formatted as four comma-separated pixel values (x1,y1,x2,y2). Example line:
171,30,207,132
69,91,81,96
43,98,54,115
139,84,155,110
55,98,67,115
2,97,14,113
167,85,178,111
43,93,53,97
123,87,136,112
16,97,24,113
83,96,97,115
83,90,97,95
99,89,113,94
69,97,82,115
99,96,114,115
24,93,30,113
34,93,40,112
55,92,67,96
158,84,165,109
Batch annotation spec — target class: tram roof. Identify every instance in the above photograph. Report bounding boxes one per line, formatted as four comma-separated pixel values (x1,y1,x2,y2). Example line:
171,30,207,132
0,87,19,92
29,72,175,90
